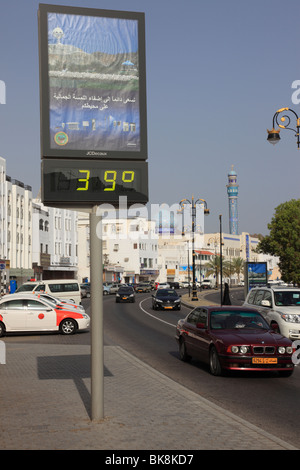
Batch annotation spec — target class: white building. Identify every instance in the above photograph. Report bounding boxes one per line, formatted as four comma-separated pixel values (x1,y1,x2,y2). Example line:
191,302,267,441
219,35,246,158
32,199,78,280
104,216,158,283
77,214,159,284
203,231,281,285
77,212,90,284
156,231,280,286
0,157,34,289
157,234,214,284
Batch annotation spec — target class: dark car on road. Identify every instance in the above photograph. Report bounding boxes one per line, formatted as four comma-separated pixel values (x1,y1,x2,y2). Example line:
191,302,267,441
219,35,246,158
152,289,181,310
116,286,135,303
169,282,180,290
175,306,294,377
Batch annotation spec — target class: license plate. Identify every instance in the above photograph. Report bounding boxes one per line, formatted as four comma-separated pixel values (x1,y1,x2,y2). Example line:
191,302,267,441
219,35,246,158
164,306,172,309
122,297,127,300
252,357,278,364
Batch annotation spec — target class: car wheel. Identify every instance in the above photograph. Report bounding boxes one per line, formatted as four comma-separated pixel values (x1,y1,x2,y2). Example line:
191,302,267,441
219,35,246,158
209,346,222,376
0,322,5,337
103,290,108,296
179,338,191,362
60,319,77,335
271,321,280,334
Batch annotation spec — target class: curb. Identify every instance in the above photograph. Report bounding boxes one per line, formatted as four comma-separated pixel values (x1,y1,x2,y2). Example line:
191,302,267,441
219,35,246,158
181,289,219,308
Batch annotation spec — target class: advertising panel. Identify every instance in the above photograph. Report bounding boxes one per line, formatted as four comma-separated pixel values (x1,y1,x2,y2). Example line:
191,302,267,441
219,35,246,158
39,4,147,160
244,262,268,294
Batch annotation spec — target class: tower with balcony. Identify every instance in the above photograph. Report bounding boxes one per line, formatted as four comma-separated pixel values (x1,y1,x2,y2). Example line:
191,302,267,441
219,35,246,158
226,165,239,235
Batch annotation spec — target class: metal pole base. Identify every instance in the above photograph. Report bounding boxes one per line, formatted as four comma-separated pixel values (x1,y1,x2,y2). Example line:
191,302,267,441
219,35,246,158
191,288,198,301
90,206,104,421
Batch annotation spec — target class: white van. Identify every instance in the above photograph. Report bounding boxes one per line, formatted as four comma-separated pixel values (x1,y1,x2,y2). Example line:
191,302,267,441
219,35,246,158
16,280,82,305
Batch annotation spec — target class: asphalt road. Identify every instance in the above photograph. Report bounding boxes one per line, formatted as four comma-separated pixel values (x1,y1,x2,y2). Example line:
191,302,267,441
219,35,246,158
100,289,300,448
4,288,299,448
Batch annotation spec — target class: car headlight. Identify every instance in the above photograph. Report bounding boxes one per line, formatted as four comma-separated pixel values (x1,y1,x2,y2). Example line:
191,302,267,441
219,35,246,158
174,298,180,302
278,346,293,354
281,313,300,323
82,314,89,319
155,298,163,302
230,345,250,354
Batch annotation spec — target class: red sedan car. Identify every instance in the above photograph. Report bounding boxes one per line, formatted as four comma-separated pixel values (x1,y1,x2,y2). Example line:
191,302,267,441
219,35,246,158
175,306,294,376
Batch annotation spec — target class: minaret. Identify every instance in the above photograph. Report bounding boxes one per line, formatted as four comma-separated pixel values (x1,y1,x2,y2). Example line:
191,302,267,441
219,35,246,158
226,165,239,235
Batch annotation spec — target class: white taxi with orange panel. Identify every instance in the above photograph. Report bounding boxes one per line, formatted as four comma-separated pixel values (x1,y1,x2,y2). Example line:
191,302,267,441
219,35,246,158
0,293,90,336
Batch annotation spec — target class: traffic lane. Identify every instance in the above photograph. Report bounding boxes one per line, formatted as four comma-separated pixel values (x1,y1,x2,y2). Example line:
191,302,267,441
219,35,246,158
103,293,190,366
103,292,300,447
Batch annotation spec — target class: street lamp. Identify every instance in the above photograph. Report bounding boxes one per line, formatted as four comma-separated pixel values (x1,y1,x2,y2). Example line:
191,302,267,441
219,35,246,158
267,107,300,148
179,197,209,301
219,215,223,306
207,233,224,289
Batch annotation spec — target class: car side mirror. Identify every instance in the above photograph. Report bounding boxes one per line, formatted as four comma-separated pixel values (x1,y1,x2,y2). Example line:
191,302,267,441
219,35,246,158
261,299,271,307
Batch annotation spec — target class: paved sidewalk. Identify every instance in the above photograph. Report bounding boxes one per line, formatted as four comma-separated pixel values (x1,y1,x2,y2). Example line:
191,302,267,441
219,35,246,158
0,340,298,450
181,289,219,308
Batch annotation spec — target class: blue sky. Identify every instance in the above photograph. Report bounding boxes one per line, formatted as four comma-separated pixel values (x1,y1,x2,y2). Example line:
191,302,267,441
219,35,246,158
0,0,300,235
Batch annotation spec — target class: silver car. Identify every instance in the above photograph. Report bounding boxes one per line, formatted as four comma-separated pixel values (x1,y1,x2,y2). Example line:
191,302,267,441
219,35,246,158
243,286,300,340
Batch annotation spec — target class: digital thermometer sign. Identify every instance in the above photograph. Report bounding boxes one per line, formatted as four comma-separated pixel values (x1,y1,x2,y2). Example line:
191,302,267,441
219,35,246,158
39,4,148,209
42,159,148,207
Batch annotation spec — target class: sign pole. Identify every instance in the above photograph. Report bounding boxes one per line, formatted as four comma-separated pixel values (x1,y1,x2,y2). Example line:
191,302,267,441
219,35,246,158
90,205,104,420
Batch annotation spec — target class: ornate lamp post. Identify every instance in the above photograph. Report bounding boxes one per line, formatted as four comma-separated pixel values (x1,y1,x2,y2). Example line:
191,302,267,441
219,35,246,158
179,197,209,301
267,107,300,148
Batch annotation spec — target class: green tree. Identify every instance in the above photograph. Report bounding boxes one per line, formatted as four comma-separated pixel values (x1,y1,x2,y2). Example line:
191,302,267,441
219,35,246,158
257,199,300,284
204,255,231,287
231,257,244,284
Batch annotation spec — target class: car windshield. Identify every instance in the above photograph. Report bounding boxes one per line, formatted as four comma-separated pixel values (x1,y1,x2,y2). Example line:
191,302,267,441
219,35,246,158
274,291,300,306
210,310,269,330
157,289,177,297
33,296,57,308
118,287,134,293
38,295,60,307
16,284,37,292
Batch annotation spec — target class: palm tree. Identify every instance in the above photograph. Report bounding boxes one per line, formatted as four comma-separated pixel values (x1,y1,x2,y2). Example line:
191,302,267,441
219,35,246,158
204,255,231,287
231,257,244,285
